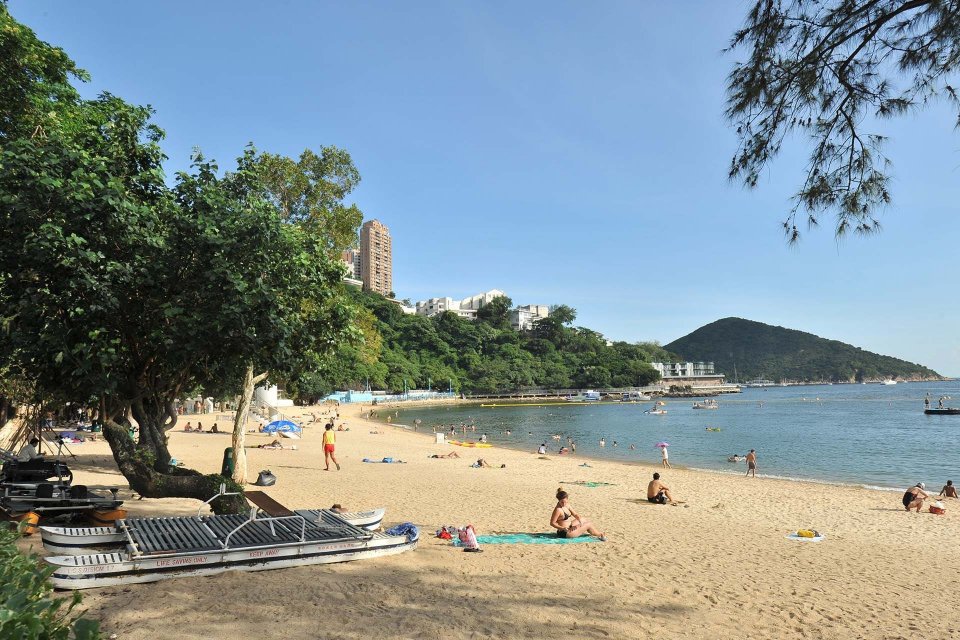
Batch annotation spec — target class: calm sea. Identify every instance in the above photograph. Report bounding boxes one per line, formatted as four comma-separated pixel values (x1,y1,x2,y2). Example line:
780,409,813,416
394,381,960,490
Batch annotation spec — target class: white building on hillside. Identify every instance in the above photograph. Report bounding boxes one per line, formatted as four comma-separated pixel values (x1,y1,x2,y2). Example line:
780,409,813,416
459,289,507,311
415,290,507,318
510,304,551,331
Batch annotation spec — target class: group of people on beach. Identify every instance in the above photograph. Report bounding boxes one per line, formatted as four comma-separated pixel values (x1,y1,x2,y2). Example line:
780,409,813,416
548,471,683,541
182,421,220,433
902,480,957,511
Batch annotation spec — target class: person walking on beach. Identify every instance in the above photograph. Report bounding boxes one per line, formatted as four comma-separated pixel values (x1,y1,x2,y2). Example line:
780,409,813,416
939,480,958,499
647,472,676,504
745,449,757,477
660,445,671,469
902,483,928,512
323,424,340,471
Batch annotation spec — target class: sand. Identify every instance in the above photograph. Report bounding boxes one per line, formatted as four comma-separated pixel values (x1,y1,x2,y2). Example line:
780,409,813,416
19,401,960,640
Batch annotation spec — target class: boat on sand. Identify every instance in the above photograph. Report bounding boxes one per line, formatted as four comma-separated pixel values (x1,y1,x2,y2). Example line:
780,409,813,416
41,486,415,589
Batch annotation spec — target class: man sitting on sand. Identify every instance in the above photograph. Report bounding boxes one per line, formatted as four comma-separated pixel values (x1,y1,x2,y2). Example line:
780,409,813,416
902,483,929,512
647,472,676,505
183,422,193,432
939,480,958,499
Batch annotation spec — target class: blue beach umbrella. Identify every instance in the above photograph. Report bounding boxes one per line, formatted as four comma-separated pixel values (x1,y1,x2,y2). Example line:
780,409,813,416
263,420,301,434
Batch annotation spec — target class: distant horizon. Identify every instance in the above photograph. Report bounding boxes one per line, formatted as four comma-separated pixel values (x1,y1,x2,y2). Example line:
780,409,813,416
11,1,960,376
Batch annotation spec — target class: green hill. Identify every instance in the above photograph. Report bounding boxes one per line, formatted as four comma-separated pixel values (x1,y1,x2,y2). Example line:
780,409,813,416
665,318,942,383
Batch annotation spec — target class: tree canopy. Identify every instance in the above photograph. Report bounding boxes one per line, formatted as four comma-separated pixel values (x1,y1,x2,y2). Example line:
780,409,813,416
292,291,670,398
0,6,357,510
727,0,960,241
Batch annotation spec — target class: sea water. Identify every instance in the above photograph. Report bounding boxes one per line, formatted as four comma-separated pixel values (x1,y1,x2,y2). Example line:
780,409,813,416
395,381,960,490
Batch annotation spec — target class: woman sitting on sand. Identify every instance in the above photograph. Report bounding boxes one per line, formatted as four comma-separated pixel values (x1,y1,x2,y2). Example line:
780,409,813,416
550,488,606,540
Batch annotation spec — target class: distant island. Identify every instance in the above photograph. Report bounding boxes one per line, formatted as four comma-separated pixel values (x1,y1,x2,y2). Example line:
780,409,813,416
666,318,943,383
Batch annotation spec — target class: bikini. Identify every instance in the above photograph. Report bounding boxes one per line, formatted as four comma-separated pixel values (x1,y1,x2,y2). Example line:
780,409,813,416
556,505,573,538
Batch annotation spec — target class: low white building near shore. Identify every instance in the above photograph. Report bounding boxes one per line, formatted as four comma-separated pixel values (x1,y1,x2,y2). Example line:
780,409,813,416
650,361,728,387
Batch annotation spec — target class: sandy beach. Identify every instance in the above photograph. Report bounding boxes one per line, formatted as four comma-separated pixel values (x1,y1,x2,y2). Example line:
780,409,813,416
20,401,960,640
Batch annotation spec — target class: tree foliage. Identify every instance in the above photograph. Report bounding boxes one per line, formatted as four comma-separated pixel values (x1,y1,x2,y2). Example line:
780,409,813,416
727,0,960,241
0,3,87,142
0,7,355,511
252,148,363,253
0,525,100,639
666,317,942,382
292,290,670,397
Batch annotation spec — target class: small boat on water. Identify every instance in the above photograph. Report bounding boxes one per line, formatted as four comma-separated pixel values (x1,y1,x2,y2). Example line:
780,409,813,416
621,392,652,403
742,379,775,388
924,408,960,415
692,399,719,410
881,379,897,386
644,402,667,415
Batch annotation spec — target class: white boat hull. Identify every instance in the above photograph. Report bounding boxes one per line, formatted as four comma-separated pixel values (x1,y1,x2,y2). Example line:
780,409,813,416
47,530,416,589
41,507,385,555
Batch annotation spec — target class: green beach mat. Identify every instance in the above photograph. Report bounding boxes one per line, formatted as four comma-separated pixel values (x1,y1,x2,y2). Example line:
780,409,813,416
455,533,602,545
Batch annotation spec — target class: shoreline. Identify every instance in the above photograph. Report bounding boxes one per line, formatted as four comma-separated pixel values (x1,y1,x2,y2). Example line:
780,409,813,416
21,399,958,640
371,401,914,493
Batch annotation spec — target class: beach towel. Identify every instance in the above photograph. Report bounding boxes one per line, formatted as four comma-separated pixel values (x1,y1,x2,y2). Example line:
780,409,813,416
785,533,825,542
454,533,602,545
385,523,419,540
561,481,616,488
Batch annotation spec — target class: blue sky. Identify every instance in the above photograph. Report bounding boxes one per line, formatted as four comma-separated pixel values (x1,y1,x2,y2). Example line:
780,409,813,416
12,1,960,375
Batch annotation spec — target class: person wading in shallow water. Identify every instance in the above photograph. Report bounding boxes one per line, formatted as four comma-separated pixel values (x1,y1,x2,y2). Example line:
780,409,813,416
745,449,757,477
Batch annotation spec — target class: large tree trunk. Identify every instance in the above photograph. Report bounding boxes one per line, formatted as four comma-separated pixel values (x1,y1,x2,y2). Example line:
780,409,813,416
231,364,269,485
101,395,248,514
102,419,247,514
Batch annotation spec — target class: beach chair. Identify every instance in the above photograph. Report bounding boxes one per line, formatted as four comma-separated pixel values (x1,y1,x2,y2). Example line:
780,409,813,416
245,490,294,517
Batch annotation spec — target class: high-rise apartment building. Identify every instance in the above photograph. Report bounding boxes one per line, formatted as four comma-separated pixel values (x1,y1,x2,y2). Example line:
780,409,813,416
360,219,393,296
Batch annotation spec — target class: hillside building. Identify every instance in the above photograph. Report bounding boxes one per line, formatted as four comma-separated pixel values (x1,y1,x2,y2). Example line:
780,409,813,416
360,220,392,296
510,304,551,331
340,248,363,288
